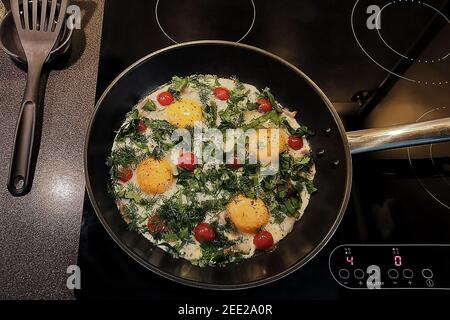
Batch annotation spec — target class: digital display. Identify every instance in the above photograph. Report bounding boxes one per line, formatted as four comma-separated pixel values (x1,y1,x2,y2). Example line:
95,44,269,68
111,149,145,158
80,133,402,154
346,256,354,266
329,245,450,290
394,255,402,267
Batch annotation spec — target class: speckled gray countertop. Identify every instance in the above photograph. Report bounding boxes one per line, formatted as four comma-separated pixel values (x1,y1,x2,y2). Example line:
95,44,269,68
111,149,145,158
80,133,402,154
0,0,103,299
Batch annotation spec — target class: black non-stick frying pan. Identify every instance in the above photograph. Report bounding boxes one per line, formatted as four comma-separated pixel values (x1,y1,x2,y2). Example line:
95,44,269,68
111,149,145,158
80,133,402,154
85,41,450,289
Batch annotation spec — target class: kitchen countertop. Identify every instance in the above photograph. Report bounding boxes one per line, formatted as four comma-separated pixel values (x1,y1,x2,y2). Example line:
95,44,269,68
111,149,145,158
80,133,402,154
0,0,103,299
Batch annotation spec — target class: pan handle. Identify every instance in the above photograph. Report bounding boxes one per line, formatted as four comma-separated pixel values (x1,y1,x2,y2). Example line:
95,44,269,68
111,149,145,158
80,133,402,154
347,117,450,154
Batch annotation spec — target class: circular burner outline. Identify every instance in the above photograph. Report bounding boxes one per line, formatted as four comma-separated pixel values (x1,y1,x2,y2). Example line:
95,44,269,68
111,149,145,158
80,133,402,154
376,0,450,63
406,107,450,210
155,0,256,44
351,0,450,85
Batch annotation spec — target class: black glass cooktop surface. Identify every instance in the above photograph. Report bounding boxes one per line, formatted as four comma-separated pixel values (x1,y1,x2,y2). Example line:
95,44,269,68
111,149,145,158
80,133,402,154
76,0,450,299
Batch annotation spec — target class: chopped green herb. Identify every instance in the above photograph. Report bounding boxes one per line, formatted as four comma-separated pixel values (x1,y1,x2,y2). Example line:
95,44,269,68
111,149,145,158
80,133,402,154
144,119,177,159
106,146,141,179
229,79,249,105
203,101,218,127
297,176,318,194
243,110,280,129
246,101,259,111
218,105,245,129
260,87,283,113
143,100,157,111
282,118,314,137
169,76,189,99
122,202,147,232
214,76,221,87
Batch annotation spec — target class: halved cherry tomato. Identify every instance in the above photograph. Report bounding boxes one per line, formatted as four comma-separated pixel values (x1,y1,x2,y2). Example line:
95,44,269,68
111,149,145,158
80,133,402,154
157,91,174,106
288,136,304,150
226,156,243,169
118,167,133,183
213,87,230,101
257,98,272,113
194,223,216,242
147,215,167,234
178,152,197,171
253,230,274,250
136,120,148,133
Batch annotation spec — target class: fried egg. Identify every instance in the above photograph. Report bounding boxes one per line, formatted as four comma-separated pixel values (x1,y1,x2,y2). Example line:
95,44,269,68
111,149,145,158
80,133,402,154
136,157,174,194
248,128,289,164
166,99,203,128
227,195,270,234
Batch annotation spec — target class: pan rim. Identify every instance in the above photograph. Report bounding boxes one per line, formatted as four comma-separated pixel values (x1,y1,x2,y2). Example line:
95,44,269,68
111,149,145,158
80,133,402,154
84,40,353,290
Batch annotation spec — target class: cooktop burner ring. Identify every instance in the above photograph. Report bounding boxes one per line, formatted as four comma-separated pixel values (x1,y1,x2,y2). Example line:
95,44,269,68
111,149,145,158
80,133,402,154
155,0,256,44
351,0,450,85
407,107,450,210
376,0,450,63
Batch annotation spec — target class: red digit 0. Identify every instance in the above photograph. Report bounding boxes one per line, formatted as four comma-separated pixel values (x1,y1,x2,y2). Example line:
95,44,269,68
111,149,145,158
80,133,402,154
394,255,402,267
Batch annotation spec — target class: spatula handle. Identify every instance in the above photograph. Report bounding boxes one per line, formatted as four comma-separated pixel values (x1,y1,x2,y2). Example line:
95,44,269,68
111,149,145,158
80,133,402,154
7,62,42,196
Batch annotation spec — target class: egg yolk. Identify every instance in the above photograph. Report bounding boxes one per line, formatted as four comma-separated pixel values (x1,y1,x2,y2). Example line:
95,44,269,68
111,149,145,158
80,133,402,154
166,99,203,128
248,128,288,164
136,158,173,194
227,195,270,234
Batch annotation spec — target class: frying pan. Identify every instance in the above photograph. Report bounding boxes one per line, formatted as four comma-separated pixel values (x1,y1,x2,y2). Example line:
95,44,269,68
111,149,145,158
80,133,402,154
85,41,450,289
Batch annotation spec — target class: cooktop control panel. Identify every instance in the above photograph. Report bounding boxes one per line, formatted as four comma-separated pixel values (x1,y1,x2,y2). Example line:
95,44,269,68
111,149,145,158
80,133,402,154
329,245,450,290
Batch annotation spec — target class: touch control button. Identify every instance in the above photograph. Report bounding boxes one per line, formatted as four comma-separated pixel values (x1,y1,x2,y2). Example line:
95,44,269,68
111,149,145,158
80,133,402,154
403,268,414,279
388,268,399,279
354,269,365,279
422,269,433,279
338,269,350,279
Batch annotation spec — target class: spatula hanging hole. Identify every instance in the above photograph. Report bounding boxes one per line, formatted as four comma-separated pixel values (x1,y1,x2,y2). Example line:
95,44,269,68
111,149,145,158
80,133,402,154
13,176,25,191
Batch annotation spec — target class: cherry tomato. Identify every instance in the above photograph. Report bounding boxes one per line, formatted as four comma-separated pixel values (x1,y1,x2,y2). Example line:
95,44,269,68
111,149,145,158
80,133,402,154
194,223,216,242
147,215,167,234
213,87,230,101
253,230,274,250
178,152,197,171
226,156,243,169
136,120,148,133
118,167,133,183
157,91,174,106
288,136,304,150
257,98,272,113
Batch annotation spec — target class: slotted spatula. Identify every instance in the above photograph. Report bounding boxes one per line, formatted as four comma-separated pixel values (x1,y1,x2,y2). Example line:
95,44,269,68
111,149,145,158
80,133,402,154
8,0,68,196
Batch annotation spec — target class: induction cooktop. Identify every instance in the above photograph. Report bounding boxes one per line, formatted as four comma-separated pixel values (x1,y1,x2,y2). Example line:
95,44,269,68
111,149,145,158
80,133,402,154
76,0,450,300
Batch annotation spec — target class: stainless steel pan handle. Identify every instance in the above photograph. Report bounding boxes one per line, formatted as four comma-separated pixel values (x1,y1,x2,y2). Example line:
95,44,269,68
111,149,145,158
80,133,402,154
347,117,450,154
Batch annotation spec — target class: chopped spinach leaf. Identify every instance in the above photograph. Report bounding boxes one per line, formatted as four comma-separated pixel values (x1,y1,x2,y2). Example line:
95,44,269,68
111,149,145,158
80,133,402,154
229,79,249,105
203,101,218,127
169,76,189,99
143,100,157,111
296,176,318,194
282,118,314,137
243,110,280,129
144,119,177,159
218,105,245,129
